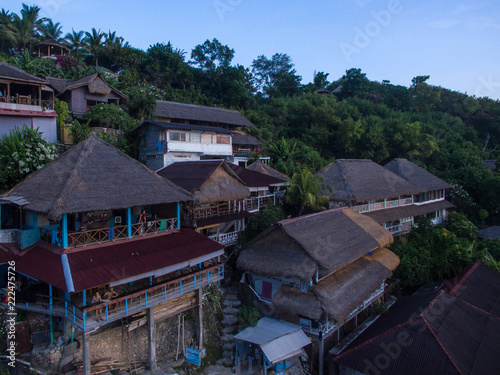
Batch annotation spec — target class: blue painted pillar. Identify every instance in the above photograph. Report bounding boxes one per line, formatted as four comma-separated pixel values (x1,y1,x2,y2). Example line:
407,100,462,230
82,290,86,307
127,207,132,238
62,214,68,248
49,284,53,311
176,202,181,229
64,291,71,302
150,276,153,286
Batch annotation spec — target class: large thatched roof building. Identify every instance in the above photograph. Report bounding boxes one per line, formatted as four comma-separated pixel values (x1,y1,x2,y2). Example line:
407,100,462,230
1,134,192,220
237,207,398,325
316,159,455,236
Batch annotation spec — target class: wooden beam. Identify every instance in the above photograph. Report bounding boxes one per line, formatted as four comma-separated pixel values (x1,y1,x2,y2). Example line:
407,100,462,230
147,308,157,370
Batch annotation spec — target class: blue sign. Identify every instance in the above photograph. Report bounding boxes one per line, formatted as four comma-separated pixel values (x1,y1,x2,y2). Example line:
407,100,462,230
185,346,201,366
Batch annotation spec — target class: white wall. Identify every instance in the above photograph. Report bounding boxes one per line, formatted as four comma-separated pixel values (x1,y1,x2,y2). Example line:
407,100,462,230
0,116,57,143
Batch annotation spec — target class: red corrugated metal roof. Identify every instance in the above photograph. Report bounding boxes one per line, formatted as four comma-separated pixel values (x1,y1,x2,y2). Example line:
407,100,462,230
0,109,58,117
67,228,223,292
0,229,223,293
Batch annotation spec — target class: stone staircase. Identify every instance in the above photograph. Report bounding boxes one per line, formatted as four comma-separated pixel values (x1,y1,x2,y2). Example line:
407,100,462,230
217,286,240,367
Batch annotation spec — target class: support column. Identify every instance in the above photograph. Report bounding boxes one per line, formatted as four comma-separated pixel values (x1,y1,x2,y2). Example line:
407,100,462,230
176,202,181,229
197,288,203,350
127,207,132,238
147,307,157,370
62,214,68,248
82,332,91,375
318,331,324,375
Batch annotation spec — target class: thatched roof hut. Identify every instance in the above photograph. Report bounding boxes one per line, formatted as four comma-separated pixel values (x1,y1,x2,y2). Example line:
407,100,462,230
228,163,287,190
156,160,250,204
1,134,193,220
385,158,452,191
247,160,290,182
46,72,127,100
0,61,47,84
271,248,398,323
316,159,421,203
238,207,394,278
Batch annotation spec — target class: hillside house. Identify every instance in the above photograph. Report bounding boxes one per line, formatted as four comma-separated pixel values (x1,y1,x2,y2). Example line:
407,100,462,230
317,159,454,236
237,207,400,375
0,62,57,142
0,135,225,374
157,160,284,247
136,100,268,168
333,262,500,375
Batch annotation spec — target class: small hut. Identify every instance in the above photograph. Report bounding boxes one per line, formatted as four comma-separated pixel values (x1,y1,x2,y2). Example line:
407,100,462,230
36,39,69,58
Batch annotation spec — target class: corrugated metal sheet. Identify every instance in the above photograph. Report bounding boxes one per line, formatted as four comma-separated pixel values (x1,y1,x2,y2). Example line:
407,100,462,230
68,228,224,292
235,318,311,364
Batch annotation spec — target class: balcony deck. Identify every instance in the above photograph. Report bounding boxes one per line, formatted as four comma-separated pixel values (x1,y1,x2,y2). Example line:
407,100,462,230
14,263,224,332
194,194,276,220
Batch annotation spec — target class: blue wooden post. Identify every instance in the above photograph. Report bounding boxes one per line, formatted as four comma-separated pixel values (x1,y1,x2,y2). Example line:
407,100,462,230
176,202,180,229
49,284,53,311
222,265,225,278
125,299,128,314
62,214,68,248
105,305,108,321
145,292,148,307
65,301,68,316
180,280,182,294
207,271,209,283
73,306,76,323
82,290,86,307
149,276,153,286
164,286,167,300
194,275,196,289
83,312,86,329
127,207,132,238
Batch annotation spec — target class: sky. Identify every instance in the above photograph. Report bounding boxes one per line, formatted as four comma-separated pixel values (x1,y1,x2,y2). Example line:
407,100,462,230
4,0,500,99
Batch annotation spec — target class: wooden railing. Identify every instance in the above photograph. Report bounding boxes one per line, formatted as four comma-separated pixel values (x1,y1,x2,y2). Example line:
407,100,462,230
352,197,413,213
194,194,276,219
41,218,177,248
208,230,239,245
16,263,224,331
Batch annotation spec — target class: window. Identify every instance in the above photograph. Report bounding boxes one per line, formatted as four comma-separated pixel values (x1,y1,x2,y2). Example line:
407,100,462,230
202,134,213,143
214,135,222,144
221,135,230,144
190,132,201,143
169,131,187,141
158,131,166,141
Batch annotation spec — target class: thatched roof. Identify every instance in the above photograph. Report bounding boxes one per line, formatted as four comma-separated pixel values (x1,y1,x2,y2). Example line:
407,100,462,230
477,226,500,240
238,207,393,279
155,100,254,127
36,38,69,51
270,247,397,323
311,254,393,322
316,159,421,203
364,200,455,224
46,73,127,99
272,285,323,320
385,158,453,191
156,160,250,204
248,160,290,181
1,134,193,220
135,120,234,135
230,130,262,145
0,61,47,84
237,227,317,280
228,164,287,188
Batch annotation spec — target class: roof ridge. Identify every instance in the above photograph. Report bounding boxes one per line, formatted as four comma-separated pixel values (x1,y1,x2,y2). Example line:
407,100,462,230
421,314,463,374
448,262,481,296
454,295,500,320
334,315,422,360
279,207,346,226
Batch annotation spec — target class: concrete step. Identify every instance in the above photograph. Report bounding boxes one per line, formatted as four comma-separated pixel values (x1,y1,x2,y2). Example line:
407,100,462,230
223,306,238,315
221,334,234,343
223,342,235,351
216,357,233,367
223,298,241,308
222,315,238,326
222,326,235,335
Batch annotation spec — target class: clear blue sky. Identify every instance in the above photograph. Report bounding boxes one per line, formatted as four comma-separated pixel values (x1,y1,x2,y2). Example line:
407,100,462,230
5,0,500,99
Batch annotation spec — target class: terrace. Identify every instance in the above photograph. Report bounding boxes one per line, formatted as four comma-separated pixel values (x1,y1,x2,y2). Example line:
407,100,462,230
194,194,277,220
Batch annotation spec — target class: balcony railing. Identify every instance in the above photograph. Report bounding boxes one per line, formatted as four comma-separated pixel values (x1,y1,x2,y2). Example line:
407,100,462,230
208,230,239,245
40,218,177,248
194,194,277,220
15,263,224,331
244,195,275,212
0,95,54,109
352,197,413,213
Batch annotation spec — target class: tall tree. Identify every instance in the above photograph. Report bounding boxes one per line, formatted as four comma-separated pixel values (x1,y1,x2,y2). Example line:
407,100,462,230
64,29,87,59
0,9,16,53
85,28,104,66
251,53,302,97
38,19,62,40
285,169,326,216
11,4,44,52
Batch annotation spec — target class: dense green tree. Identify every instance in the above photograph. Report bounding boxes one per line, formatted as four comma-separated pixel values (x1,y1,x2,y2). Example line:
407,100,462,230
285,169,328,216
239,205,284,245
84,28,104,66
82,103,138,132
38,19,62,40
251,53,302,97
339,68,369,98
64,29,87,59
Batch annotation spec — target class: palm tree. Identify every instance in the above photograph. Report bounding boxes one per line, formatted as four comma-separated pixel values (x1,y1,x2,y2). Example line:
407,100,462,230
285,169,326,216
38,19,63,40
0,9,16,53
85,28,104,66
11,4,44,52
64,29,87,59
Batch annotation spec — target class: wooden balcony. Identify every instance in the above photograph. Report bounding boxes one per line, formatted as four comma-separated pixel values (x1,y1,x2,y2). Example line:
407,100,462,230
209,230,239,245
40,218,178,248
14,263,224,332
194,194,276,220
352,197,413,213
